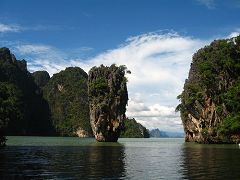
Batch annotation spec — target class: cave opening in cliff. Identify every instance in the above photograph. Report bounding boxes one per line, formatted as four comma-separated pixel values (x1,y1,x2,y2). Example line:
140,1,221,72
188,131,193,138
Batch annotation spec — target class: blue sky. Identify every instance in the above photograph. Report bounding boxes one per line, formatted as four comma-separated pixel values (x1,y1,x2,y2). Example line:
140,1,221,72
0,0,240,132
1,0,240,53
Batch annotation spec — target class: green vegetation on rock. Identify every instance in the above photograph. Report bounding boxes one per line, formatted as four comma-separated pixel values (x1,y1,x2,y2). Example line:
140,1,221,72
88,64,129,142
43,67,92,137
177,35,240,143
0,82,22,146
120,118,149,138
32,71,50,88
0,47,55,146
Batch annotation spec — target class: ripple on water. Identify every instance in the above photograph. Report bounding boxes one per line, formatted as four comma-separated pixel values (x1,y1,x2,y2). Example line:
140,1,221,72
0,137,240,179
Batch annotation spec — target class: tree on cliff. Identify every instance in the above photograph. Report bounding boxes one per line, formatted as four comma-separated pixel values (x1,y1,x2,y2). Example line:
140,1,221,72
88,64,129,142
176,35,240,143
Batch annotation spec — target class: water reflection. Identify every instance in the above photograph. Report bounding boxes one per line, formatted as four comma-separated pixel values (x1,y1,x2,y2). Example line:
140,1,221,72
87,143,126,179
1,138,240,179
181,143,240,179
0,146,52,179
0,143,126,179
122,139,186,179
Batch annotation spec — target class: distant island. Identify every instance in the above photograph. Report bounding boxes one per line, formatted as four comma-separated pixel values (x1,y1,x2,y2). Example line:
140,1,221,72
0,47,150,146
121,118,150,138
177,35,240,144
149,129,184,138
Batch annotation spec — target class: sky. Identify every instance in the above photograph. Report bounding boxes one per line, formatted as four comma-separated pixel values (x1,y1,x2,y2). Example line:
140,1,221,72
0,0,240,132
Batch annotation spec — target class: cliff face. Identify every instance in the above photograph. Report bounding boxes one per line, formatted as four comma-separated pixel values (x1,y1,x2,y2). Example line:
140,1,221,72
177,36,240,143
88,64,129,142
183,97,221,143
32,71,50,88
43,67,92,137
0,47,55,142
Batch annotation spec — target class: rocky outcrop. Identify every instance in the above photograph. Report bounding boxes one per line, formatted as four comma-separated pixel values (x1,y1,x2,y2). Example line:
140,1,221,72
88,64,129,142
183,97,221,143
75,127,91,137
177,36,240,143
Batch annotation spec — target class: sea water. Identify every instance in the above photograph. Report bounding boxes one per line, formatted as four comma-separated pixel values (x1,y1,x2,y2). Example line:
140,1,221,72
0,137,240,179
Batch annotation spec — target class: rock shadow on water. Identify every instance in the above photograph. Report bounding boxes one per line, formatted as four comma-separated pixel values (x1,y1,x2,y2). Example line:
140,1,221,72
0,144,126,179
180,143,240,179
87,142,126,179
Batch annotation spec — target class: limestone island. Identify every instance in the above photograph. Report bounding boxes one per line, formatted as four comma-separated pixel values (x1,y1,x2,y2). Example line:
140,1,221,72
88,64,129,142
176,35,240,144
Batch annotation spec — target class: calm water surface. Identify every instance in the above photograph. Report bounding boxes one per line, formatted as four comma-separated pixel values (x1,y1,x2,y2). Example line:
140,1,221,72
0,137,240,179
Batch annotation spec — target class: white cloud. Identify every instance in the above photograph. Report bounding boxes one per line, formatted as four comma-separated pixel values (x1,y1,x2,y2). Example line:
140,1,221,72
227,31,240,38
16,44,52,54
0,23,74,34
9,31,212,132
12,44,68,75
126,96,182,132
0,23,21,33
128,103,177,118
196,0,215,9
